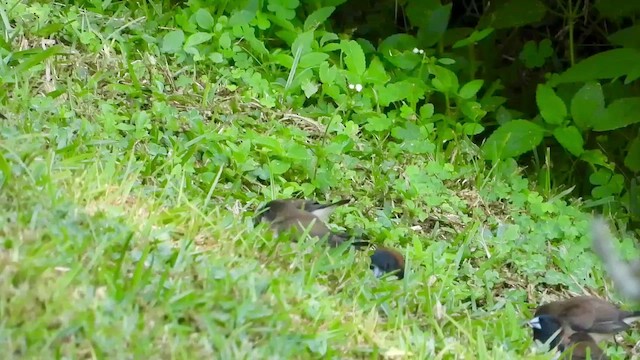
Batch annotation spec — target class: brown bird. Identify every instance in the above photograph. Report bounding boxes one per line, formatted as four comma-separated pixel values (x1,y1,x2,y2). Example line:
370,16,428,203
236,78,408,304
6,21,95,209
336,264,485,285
369,247,405,279
529,295,640,346
254,198,368,248
559,332,609,360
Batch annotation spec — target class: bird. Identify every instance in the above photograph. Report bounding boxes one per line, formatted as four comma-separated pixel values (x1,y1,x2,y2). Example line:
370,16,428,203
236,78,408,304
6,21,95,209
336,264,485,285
253,198,349,225
369,247,405,279
253,198,369,248
559,332,609,360
529,295,640,346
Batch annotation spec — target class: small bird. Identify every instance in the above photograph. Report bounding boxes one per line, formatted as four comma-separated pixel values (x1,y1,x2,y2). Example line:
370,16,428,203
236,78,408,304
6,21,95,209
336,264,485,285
254,198,349,225
529,295,640,346
559,332,609,360
254,198,368,248
369,247,405,279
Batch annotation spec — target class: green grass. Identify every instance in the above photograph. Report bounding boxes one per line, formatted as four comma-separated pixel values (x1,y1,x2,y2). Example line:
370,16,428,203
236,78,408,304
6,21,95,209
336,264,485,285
0,2,638,359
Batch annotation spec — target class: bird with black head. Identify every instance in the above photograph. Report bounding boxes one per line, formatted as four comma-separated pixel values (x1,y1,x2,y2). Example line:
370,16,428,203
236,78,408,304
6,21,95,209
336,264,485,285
529,296,640,358
369,247,405,280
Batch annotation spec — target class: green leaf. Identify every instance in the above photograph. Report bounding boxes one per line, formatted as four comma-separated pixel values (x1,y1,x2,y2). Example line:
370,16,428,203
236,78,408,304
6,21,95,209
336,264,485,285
269,159,291,175
363,56,390,85
298,52,329,68
319,62,337,83
267,0,300,21
379,34,420,70
291,30,314,58
342,40,366,76
420,103,435,119
536,84,566,125
594,97,640,131
194,9,215,30
486,0,546,29
550,48,640,85
453,28,494,48
519,39,553,69
552,126,584,157
303,6,335,31
416,4,452,47
458,79,484,99
608,25,640,49
0,151,11,188
570,82,605,130
463,123,484,135
482,119,544,160
596,0,640,19
364,114,393,132
301,80,319,98
229,0,259,26
580,150,612,169
460,101,487,122
625,136,640,172
430,65,459,95
184,32,213,48
8,45,66,77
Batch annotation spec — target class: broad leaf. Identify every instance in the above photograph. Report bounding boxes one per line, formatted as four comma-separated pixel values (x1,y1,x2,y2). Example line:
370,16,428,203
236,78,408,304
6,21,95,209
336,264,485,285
482,119,545,160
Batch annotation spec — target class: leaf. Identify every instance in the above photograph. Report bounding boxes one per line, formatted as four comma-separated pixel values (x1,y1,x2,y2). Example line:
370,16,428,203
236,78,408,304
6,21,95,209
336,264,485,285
267,0,300,21
184,32,213,48
453,28,494,48
298,52,329,68
430,65,459,95
363,114,393,132
460,101,487,122
593,97,640,131
319,62,337,83
458,79,484,99
553,126,584,157
228,0,259,27
194,9,214,30
342,40,366,76
363,56,390,85
536,84,566,125
378,34,420,70
595,0,640,19
570,82,606,130
269,159,290,175
420,103,435,119
486,0,546,29
550,48,640,85
0,151,11,188
608,25,640,49
303,6,335,31
625,136,640,172
463,123,485,135
415,4,452,47
482,119,545,160
302,80,319,98
9,45,66,76
580,150,612,168
291,30,314,58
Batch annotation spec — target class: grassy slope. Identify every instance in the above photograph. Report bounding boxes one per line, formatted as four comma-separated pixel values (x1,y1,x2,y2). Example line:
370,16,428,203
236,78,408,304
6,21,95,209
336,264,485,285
1,2,638,359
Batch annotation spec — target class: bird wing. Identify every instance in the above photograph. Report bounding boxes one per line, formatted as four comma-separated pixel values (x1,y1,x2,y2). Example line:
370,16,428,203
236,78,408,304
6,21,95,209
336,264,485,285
564,300,631,334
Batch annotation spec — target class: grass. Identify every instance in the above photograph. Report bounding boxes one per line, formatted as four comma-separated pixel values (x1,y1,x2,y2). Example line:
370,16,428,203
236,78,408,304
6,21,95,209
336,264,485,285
0,1,638,359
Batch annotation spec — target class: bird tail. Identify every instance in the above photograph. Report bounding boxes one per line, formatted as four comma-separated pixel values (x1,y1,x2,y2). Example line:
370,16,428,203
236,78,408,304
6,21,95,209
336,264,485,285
330,199,351,207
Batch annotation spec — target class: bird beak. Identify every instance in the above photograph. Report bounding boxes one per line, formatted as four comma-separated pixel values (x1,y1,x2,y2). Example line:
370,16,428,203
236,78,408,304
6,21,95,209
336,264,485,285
527,317,541,329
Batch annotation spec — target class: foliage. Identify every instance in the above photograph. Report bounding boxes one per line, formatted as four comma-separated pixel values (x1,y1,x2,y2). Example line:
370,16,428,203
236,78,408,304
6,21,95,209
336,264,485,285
0,0,638,358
